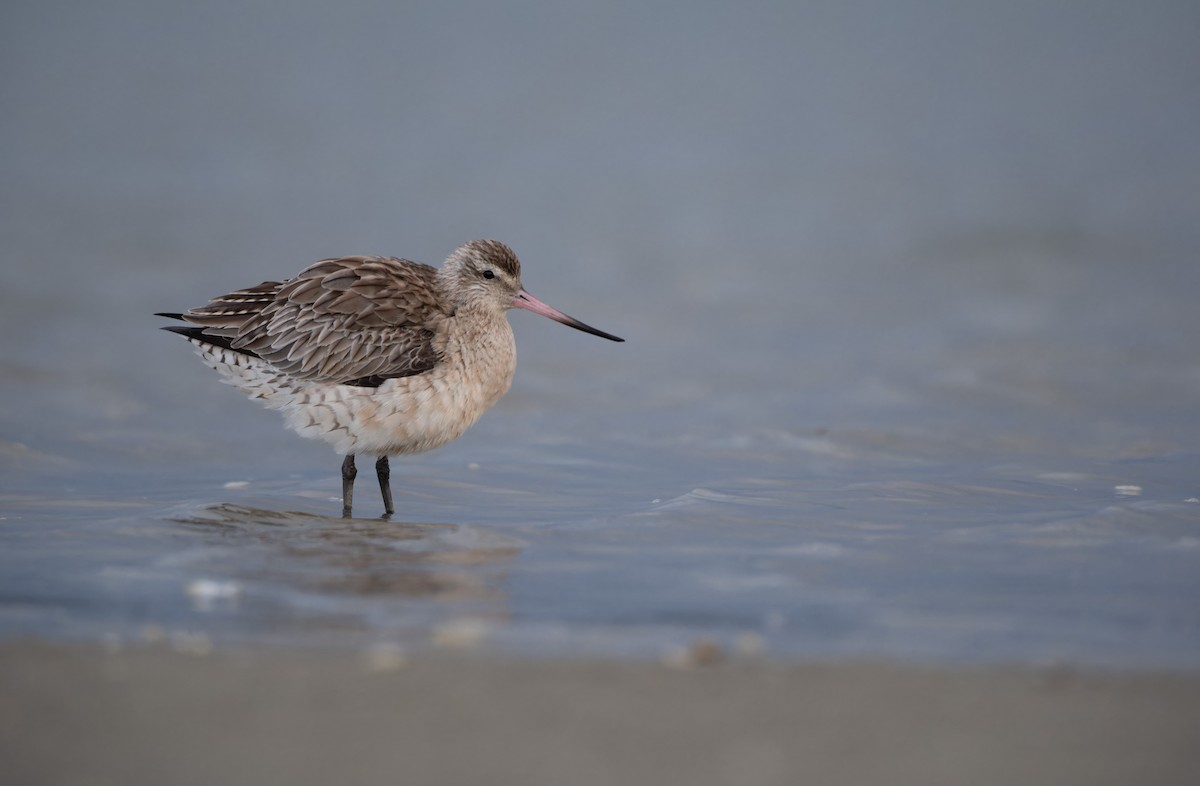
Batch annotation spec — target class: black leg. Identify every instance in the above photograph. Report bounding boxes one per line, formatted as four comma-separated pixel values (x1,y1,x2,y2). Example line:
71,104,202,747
341,454,357,518
376,456,394,518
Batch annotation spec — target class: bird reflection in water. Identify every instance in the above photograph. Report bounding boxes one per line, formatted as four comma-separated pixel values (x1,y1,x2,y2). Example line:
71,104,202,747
173,502,520,603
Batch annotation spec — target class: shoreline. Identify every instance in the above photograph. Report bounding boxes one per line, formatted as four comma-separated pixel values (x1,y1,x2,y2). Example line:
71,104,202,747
2,642,1197,785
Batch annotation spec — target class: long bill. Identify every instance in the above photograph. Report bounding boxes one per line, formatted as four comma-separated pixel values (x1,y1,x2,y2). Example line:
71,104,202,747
512,289,625,342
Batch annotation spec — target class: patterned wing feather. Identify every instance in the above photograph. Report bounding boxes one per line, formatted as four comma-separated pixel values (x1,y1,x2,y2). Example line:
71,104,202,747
183,256,447,384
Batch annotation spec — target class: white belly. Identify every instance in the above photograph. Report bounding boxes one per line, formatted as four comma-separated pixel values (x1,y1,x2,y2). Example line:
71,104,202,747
189,316,517,457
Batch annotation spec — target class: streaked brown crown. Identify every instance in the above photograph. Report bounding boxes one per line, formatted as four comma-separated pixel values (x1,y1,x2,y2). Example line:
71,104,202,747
463,239,521,279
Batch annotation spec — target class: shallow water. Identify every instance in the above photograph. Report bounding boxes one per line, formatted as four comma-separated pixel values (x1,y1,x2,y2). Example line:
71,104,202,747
2,1,1199,668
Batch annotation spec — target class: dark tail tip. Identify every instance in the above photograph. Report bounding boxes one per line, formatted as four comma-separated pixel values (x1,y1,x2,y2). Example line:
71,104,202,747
159,323,259,359
161,324,205,338
156,312,186,320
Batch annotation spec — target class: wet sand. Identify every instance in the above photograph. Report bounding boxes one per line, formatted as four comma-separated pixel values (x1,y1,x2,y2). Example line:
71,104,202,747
2,644,1197,786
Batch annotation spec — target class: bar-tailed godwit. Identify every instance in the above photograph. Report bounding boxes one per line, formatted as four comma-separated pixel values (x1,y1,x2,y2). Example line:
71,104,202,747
159,240,623,517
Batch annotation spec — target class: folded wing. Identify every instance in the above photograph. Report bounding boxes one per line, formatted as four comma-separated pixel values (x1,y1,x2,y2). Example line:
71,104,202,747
176,256,448,386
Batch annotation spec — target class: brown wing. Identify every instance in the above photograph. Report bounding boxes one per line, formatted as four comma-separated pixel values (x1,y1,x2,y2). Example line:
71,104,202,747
182,256,448,385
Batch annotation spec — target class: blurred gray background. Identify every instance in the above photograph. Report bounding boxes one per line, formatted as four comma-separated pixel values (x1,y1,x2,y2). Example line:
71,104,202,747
3,0,1198,463
1,1,1198,664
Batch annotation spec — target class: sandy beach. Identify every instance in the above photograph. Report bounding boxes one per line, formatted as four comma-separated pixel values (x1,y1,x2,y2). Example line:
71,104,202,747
2,643,1197,786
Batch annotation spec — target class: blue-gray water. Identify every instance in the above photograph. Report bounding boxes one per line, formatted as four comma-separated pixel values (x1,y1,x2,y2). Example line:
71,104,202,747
2,1,1199,668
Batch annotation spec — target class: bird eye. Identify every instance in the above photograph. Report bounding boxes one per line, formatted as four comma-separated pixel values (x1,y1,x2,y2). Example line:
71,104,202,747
482,269,495,280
